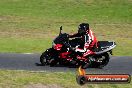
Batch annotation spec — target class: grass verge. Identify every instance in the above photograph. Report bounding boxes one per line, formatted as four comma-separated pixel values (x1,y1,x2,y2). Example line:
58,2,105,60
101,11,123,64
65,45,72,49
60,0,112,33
0,70,131,88
0,0,131,88
0,0,132,55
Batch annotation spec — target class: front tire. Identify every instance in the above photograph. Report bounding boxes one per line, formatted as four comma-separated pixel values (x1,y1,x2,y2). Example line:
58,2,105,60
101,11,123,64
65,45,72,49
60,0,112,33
49,58,58,67
40,54,46,65
40,48,53,66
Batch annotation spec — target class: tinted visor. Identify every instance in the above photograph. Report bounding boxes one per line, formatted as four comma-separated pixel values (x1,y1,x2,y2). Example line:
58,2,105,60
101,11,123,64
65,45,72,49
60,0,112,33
78,28,86,35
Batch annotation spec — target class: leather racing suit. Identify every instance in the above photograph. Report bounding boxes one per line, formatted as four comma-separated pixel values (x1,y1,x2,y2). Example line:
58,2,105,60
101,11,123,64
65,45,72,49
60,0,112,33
69,29,97,58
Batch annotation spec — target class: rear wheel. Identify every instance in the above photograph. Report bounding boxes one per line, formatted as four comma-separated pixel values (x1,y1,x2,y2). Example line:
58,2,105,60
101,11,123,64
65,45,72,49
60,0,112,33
93,53,110,68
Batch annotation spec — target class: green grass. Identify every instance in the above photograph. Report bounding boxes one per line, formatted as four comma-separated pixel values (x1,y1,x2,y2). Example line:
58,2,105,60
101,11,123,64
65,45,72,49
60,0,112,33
0,0,131,55
0,0,131,23
0,0,132,87
0,0,132,56
0,70,131,88
0,37,52,53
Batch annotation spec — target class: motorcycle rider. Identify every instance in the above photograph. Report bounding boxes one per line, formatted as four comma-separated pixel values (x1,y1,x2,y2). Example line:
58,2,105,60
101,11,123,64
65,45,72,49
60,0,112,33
69,23,98,60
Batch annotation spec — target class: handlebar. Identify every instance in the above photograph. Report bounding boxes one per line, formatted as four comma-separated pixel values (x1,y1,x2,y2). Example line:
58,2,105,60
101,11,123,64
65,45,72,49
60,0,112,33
59,26,62,35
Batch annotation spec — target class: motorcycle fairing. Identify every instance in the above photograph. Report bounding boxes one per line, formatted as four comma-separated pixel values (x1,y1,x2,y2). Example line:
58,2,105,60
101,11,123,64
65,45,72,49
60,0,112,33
95,41,116,55
53,44,63,50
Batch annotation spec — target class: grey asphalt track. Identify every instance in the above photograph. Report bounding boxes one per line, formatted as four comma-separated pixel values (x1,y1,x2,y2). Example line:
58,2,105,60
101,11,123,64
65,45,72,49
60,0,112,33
0,53,132,74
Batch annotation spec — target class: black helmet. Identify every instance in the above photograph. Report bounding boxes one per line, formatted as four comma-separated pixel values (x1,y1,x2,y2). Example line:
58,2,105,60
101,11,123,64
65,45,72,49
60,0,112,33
78,23,89,35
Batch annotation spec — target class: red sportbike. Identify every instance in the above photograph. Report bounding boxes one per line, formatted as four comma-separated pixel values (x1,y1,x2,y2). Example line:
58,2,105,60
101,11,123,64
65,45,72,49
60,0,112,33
40,26,116,69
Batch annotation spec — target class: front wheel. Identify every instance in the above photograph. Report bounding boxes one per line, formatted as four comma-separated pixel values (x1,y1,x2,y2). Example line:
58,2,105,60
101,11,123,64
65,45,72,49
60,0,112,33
40,48,53,65
40,53,48,66
49,58,58,67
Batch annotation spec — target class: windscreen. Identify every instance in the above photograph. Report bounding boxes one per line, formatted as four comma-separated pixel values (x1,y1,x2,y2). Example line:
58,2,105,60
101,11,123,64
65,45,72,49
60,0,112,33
53,33,68,44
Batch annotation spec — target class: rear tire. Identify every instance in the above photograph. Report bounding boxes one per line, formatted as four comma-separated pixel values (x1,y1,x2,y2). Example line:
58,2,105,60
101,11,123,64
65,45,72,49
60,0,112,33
94,53,110,68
